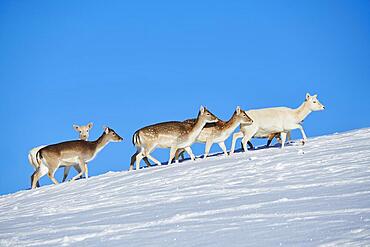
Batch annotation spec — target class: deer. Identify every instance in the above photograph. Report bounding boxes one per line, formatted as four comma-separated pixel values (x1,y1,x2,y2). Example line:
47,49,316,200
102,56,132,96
230,93,325,154
31,127,123,189
28,123,93,188
175,106,253,160
130,106,218,171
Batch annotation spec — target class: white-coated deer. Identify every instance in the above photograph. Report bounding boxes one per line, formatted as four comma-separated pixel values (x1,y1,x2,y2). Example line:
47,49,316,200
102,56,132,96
28,123,93,188
130,106,218,170
31,127,123,189
175,106,253,160
230,93,325,154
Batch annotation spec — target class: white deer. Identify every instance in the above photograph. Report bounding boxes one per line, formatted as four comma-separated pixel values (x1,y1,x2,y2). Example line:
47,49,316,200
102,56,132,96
230,93,325,153
28,123,93,187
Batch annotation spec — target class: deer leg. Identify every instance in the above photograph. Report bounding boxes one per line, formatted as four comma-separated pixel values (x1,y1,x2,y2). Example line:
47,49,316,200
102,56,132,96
241,133,255,153
135,151,144,170
287,131,291,142
266,134,275,147
168,147,177,165
71,161,86,181
31,171,39,189
144,145,161,166
31,163,49,189
73,164,83,179
47,169,59,185
146,154,161,166
143,157,152,167
218,142,228,156
230,131,243,154
291,124,307,144
184,147,195,161
280,132,288,148
30,172,40,188
175,149,185,163
204,140,213,159
130,149,152,170
84,163,88,179
174,149,181,163
45,160,59,185
62,166,71,182
129,150,139,171
246,141,254,150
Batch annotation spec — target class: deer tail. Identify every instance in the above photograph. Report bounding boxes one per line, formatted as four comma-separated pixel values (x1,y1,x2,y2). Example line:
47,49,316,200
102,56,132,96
36,150,43,168
132,131,141,147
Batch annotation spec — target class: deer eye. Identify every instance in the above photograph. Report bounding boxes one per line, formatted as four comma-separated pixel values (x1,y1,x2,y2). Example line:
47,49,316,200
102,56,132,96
313,101,317,103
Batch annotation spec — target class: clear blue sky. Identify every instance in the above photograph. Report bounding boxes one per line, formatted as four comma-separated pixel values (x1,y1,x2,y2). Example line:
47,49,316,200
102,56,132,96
0,0,369,195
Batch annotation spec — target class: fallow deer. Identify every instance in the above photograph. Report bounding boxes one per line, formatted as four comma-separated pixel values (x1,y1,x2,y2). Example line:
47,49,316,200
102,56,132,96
28,123,93,187
130,106,218,170
31,127,123,189
175,106,253,160
230,93,325,154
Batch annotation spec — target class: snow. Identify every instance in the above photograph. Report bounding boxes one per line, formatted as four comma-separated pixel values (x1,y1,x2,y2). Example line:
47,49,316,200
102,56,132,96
1,128,370,246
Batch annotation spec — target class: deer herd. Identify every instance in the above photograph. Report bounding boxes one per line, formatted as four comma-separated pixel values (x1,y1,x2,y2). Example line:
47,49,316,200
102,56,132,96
29,93,325,189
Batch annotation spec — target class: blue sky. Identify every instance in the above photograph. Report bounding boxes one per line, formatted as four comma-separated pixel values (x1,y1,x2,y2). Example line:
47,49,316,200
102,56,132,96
0,0,369,195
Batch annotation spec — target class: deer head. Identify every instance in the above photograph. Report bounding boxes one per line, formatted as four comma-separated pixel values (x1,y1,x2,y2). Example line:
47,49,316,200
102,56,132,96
234,106,253,125
197,106,218,124
103,127,124,142
305,93,325,111
73,122,93,140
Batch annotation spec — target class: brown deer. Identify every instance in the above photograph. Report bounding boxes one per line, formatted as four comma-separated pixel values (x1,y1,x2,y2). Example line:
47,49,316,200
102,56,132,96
31,127,123,189
130,106,218,171
28,123,93,188
175,106,253,160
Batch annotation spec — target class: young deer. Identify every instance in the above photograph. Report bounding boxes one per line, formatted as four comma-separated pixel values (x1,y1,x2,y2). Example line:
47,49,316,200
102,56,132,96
176,106,253,160
31,127,123,189
28,123,93,188
230,93,325,154
130,106,218,171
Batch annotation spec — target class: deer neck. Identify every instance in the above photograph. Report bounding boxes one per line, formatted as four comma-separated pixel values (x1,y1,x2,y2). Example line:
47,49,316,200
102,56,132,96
295,101,312,123
92,133,111,155
188,118,209,141
223,113,240,133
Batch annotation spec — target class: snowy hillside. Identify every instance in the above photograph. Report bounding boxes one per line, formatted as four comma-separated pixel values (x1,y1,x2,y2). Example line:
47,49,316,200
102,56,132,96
1,129,370,246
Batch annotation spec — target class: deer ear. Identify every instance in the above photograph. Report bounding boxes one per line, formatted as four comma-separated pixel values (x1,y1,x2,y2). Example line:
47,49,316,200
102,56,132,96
306,93,311,100
104,127,109,134
200,105,205,114
313,94,318,98
73,125,80,131
87,122,93,129
236,106,241,114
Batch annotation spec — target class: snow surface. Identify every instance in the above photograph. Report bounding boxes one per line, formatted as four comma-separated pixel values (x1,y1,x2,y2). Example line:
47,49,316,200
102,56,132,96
1,128,370,246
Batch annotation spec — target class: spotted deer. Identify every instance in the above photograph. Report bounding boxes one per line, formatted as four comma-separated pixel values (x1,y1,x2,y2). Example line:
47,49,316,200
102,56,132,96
230,93,325,154
130,106,218,170
175,106,253,160
28,123,93,187
31,127,123,189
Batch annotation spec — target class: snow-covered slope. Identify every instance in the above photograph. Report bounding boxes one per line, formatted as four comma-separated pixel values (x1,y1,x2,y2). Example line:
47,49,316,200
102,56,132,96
1,129,370,247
